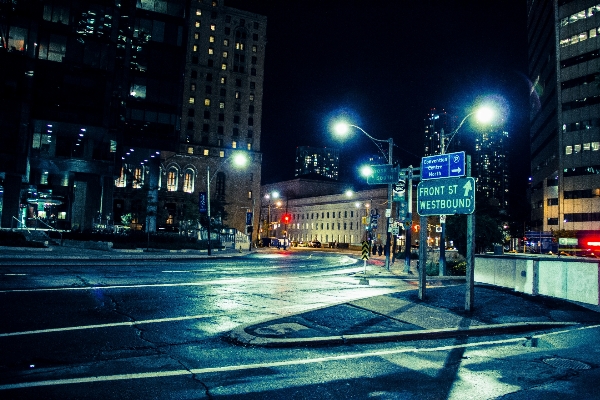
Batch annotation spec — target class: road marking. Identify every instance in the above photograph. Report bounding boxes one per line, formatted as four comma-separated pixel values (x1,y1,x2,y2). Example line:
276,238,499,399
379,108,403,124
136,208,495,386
0,314,214,337
0,336,536,391
2,324,598,391
3,273,27,276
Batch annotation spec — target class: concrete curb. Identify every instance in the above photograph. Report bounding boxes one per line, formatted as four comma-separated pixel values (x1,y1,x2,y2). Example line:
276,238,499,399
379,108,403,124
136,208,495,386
227,321,579,348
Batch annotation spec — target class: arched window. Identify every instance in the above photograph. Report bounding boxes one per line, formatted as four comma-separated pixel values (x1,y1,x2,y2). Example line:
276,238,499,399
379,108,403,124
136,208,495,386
183,169,195,193
167,167,178,191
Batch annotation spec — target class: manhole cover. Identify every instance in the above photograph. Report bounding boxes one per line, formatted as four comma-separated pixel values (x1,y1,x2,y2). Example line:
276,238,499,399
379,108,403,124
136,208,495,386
543,357,591,370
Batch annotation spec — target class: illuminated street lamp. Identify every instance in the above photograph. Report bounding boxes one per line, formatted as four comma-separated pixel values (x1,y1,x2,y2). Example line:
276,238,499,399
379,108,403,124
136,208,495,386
334,121,394,271
437,105,496,274
206,151,248,256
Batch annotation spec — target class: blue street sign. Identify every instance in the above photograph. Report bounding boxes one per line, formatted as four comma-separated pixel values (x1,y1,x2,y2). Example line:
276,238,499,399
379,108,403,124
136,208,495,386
421,151,465,180
199,192,208,214
246,211,253,225
416,177,476,215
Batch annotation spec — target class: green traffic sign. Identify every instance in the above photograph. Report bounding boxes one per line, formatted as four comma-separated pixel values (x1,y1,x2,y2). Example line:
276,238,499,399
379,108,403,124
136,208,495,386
366,164,398,184
416,177,475,216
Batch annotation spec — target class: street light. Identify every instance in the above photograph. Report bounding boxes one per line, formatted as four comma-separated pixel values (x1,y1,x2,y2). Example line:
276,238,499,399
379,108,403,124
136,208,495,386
206,151,248,256
333,121,394,271
437,105,496,274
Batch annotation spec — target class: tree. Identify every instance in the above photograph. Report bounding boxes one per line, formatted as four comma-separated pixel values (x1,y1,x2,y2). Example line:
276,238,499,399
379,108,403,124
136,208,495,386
445,197,505,256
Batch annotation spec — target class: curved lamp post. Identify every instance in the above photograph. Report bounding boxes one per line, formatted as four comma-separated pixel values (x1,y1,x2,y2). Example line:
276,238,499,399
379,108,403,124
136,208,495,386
437,105,496,274
334,121,394,271
206,151,248,255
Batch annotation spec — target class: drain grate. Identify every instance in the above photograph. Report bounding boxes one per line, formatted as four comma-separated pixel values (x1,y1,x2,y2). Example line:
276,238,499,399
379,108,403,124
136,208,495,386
543,357,591,370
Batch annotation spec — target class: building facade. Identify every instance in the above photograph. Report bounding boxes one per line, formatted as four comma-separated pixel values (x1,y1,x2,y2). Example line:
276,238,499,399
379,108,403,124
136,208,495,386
528,0,600,232
162,0,266,235
294,146,340,180
474,128,510,209
0,0,265,237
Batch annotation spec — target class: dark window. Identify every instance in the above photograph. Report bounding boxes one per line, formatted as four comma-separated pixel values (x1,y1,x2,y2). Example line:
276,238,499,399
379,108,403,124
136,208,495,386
247,130,253,138
203,123,209,132
253,22,259,29
248,117,254,126
226,15,231,23
253,33,258,41
206,73,213,81
204,110,211,119
216,172,225,196
233,128,239,136
234,115,240,124
235,79,241,87
547,218,559,225
219,113,224,121
191,70,197,79
251,56,257,64
251,68,256,76
188,108,195,117
218,126,224,134
225,27,230,35
208,59,214,67
187,120,194,129
192,56,198,64
220,88,226,96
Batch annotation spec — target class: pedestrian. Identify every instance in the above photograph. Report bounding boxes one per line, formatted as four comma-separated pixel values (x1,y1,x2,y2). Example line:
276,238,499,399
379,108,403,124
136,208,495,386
378,244,383,256
372,243,377,256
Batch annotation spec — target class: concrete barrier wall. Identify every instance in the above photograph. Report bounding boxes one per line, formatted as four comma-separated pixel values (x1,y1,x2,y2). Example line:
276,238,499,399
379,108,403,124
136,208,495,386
475,255,599,306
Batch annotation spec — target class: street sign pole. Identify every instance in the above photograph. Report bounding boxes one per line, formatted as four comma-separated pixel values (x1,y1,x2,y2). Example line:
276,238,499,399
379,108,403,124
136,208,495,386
404,166,413,273
465,155,475,311
418,214,427,300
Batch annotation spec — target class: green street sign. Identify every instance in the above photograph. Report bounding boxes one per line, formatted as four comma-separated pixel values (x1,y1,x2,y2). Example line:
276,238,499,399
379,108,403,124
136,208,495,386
416,177,475,216
367,164,399,184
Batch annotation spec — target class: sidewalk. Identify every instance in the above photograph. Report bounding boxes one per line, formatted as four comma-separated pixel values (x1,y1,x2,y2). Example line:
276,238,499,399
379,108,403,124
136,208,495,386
227,278,600,347
0,244,249,261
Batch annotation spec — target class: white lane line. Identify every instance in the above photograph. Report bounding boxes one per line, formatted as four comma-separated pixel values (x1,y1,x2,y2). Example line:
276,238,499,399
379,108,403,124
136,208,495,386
0,272,368,294
0,336,531,391
3,274,28,276
3,324,597,391
0,314,214,337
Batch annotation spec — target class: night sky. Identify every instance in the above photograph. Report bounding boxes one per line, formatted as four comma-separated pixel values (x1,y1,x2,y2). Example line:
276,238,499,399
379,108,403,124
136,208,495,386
226,0,530,218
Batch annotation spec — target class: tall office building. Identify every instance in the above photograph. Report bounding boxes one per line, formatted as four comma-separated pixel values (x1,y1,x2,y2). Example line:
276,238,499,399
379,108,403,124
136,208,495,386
528,1,600,232
294,146,339,180
474,129,510,209
424,109,458,156
0,0,190,231
159,1,266,234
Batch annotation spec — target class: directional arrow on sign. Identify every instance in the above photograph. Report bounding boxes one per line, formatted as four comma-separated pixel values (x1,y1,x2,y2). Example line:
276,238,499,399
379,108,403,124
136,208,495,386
462,179,473,196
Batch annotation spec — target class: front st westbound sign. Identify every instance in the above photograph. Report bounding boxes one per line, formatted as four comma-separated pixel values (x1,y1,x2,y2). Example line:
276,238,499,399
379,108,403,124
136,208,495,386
421,151,465,180
417,177,475,216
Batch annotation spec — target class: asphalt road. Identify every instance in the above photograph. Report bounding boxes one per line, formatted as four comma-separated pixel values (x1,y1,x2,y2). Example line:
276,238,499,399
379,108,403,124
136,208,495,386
1,249,599,399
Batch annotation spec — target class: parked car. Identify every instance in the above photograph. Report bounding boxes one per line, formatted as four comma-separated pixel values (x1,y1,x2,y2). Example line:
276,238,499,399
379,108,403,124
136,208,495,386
310,240,321,248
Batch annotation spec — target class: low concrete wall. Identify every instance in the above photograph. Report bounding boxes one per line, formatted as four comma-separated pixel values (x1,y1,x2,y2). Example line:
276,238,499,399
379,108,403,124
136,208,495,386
475,254,599,306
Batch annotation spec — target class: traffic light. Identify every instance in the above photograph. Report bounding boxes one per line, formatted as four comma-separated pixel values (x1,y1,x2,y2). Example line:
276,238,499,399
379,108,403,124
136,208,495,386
282,214,291,224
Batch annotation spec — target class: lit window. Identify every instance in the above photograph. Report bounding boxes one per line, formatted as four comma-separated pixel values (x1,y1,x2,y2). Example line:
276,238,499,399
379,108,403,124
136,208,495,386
187,146,194,154
232,141,237,148
193,44,198,52
565,145,573,155
221,63,227,70
190,83,196,91
575,144,581,153
210,24,216,31
208,47,214,54
204,98,210,106
584,142,591,151
235,91,240,99
183,170,194,193
167,169,178,191
219,150,225,157
593,142,600,151
133,167,144,189
209,35,215,43
223,39,229,46
189,96,195,104
249,94,254,101
219,102,225,109
220,76,226,84
252,45,257,52
204,149,209,156
247,143,252,150
235,42,244,50
196,9,201,16
115,167,126,187
222,51,228,58
194,33,199,40
195,21,200,28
